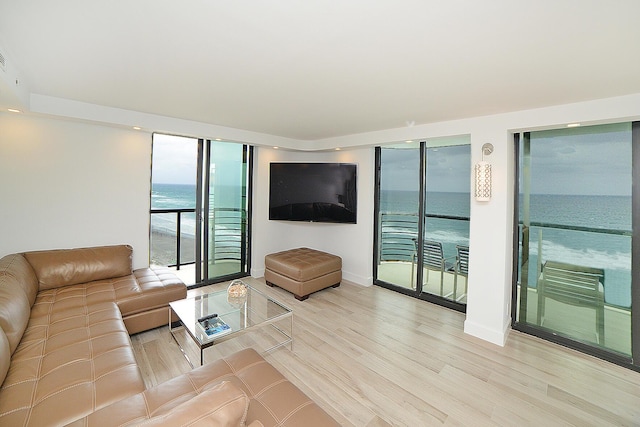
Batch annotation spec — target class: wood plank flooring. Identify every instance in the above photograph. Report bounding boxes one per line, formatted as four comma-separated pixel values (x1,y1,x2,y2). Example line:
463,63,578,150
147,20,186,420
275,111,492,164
130,277,640,426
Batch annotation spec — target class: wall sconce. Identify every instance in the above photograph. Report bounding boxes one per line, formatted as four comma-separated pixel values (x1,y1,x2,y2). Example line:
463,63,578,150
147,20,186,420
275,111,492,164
474,143,494,201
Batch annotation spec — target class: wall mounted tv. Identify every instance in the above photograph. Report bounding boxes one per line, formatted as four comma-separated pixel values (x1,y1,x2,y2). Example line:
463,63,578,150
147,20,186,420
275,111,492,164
269,162,357,224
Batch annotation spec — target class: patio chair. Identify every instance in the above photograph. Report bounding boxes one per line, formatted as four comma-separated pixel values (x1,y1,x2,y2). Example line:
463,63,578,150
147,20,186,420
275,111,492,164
414,239,452,296
453,245,469,302
536,260,605,345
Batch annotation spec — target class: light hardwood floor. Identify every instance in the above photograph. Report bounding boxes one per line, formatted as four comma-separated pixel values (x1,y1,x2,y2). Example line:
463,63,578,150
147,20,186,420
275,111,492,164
131,277,640,426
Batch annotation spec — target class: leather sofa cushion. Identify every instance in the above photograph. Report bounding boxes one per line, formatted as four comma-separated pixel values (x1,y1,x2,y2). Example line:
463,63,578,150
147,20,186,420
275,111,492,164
0,290,145,426
265,247,342,281
116,267,187,317
70,381,249,427
70,348,339,427
143,381,248,426
24,245,133,290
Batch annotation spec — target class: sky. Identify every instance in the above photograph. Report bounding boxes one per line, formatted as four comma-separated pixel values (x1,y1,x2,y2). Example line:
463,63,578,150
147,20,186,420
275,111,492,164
151,134,246,186
380,144,471,192
526,123,631,196
151,134,198,185
152,122,633,196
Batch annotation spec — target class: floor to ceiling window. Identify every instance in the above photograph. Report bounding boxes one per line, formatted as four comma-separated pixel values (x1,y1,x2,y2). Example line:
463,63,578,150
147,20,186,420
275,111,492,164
150,134,252,287
514,122,638,366
374,136,470,310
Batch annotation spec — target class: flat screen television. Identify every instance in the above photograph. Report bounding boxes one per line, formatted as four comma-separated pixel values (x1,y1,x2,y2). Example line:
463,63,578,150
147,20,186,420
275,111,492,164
269,162,357,223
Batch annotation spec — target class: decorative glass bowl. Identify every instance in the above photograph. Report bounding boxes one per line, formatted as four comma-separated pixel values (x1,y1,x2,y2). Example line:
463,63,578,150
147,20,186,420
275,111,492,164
227,279,248,307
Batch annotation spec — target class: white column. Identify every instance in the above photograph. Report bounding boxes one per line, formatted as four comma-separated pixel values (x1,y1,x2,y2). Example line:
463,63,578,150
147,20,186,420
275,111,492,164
464,126,515,346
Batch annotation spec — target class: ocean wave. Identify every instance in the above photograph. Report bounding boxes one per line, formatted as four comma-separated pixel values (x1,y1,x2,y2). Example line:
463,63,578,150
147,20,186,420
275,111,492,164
531,239,630,272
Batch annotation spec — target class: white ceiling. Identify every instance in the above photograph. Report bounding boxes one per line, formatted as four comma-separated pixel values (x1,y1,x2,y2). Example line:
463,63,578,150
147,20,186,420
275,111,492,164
1,1,639,141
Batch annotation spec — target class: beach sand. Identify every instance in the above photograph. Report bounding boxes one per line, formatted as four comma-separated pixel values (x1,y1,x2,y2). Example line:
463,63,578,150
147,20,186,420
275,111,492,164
150,230,196,266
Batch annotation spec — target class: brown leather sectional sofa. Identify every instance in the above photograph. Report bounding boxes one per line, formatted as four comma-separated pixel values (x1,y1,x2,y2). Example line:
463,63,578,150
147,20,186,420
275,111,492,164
0,245,339,426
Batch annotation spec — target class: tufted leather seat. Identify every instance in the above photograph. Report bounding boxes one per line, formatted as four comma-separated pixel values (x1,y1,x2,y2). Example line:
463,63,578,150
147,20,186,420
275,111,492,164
69,347,340,427
0,245,186,426
265,247,342,300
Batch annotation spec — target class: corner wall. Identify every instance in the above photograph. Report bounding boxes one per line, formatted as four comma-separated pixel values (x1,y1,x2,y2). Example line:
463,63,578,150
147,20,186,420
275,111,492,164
251,147,375,286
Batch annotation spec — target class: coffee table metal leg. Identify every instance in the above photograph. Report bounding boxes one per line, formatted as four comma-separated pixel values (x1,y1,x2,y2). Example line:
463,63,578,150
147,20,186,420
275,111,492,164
168,308,195,369
263,313,293,354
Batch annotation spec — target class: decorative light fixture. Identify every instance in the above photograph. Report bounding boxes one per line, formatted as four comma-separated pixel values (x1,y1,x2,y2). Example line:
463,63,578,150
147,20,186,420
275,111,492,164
474,143,494,202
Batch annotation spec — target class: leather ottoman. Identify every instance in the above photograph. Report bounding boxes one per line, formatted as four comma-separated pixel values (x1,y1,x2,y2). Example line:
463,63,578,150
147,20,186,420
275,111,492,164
264,248,341,300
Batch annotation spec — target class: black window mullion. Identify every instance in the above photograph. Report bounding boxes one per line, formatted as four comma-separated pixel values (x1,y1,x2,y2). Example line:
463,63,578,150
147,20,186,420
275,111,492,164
632,121,640,366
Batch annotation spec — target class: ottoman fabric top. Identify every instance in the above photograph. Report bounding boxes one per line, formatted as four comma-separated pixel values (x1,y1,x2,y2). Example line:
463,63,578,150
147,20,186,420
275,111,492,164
265,248,341,282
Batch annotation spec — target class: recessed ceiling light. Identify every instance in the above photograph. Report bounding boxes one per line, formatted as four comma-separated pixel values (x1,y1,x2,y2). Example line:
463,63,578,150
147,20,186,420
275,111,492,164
132,126,141,130
405,140,413,143
567,123,581,128
273,146,279,149
335,147,341,151
215,138,222,141
7,108,21,113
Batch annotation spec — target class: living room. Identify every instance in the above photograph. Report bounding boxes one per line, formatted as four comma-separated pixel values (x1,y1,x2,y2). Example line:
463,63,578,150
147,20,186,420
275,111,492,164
2,2,640,425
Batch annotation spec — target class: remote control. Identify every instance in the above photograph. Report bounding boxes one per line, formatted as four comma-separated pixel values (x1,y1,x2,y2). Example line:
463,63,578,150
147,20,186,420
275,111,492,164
197,313,218,323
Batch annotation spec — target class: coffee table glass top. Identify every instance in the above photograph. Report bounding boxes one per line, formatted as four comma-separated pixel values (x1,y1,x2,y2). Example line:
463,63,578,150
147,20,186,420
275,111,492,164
170,285,292,347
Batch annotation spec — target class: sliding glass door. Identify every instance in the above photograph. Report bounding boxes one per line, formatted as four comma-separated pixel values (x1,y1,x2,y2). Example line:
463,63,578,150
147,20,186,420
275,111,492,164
376,143,421,290
201,139,251,283
514,123,636,364
374,137,470,310
150,134,252,287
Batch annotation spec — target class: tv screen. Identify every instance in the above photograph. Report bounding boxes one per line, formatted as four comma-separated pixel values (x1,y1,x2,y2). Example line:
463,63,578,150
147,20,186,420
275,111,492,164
269,162,357,223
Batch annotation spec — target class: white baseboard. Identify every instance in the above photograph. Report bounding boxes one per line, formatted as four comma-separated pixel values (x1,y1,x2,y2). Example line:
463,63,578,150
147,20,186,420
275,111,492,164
463,318,511,347
342,270,372,287
250,267,265,278
250,267,371,287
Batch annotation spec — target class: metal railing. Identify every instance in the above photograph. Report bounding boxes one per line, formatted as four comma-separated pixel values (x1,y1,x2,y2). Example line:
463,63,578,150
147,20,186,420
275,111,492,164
519,221,632,310
150,208,196,270
525,221,631,236
378,212,470,263
150,207,248,271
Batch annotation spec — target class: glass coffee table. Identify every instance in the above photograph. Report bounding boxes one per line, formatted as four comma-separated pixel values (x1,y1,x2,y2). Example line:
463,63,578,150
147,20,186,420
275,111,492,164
169,285,293,367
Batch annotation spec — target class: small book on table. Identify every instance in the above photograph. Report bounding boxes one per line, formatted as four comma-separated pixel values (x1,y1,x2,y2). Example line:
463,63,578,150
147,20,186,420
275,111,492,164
197,315,232,340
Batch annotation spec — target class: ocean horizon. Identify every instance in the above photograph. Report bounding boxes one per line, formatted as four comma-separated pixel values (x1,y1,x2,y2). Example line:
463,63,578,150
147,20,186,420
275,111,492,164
152,183,632,308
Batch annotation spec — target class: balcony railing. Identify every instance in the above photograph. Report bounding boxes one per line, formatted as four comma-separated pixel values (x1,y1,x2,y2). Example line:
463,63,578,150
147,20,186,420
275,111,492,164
520,221,631,310
150,207,247,272
150,208,196,270
378,212,470,263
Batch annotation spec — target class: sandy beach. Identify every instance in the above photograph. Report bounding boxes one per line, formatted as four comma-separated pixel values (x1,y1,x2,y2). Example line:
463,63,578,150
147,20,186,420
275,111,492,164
150,229,196,267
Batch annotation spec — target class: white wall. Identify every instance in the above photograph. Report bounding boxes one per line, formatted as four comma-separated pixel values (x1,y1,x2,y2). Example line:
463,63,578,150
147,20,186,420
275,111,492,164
251,147,375,286
0,113,152,268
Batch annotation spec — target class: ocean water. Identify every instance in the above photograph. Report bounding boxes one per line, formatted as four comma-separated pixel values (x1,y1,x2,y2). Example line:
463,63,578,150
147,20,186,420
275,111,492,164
380,190,632,308
153,184,632,308
152,183,197,210
151,183,245,237
380,190,471,266
522,194,631,308
151,183,198,236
